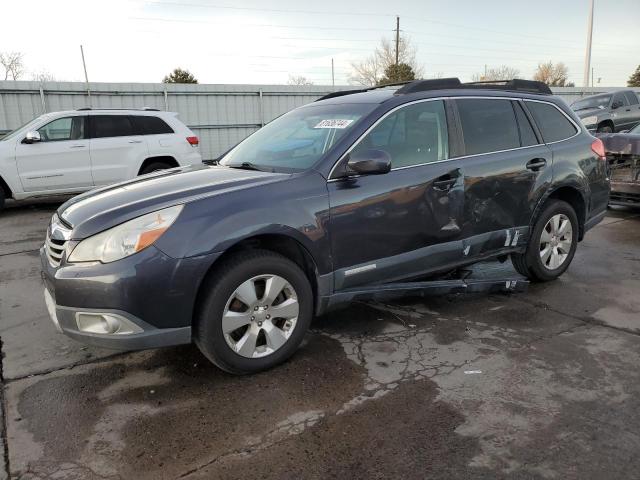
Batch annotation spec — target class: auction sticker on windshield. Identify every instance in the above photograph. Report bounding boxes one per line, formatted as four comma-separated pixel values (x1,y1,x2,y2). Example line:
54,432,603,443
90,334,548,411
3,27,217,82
314,119,354,129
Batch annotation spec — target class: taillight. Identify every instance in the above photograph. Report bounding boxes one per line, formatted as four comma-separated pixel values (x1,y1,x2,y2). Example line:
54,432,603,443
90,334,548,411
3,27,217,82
591,138,606,160
186,136,199,146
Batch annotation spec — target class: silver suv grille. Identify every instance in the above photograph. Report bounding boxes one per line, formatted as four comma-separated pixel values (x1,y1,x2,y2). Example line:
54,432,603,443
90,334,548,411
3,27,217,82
45,232,66,267
45,214,71,267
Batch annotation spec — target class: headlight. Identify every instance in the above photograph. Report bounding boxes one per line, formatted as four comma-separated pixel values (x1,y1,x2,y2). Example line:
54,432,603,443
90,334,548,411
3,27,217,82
68,205,183,263
582,115,598,127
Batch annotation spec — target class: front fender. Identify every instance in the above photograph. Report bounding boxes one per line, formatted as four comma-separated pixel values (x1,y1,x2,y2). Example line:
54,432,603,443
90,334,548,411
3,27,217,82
155,171,332,274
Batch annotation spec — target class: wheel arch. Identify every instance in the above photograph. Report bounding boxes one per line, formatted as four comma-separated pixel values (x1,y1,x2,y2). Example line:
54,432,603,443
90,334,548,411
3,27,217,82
138,156,179,175
597,119,614,131
535,185,588,240
0,175,12,199
192,233,322,325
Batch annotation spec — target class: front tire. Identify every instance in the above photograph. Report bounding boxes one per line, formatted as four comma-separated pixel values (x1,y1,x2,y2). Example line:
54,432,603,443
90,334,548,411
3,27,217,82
511,200,578,282
139,161,173,175
195,250,313,374
596,124,613,134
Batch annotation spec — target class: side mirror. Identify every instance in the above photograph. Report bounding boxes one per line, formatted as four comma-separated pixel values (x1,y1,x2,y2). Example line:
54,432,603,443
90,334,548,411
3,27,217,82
346,149,391,176
23,131,41,144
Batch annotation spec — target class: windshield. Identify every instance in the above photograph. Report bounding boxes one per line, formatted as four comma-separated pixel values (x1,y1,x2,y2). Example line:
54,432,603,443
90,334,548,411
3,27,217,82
220,103,376,172
572,95,611,111
1,116,43,142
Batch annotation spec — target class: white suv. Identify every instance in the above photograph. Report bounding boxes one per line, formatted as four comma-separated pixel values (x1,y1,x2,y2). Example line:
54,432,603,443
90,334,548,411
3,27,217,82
0,108,202,209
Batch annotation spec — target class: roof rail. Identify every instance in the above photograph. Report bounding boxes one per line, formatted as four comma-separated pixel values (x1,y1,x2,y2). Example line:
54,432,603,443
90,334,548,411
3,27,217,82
316,78,552,102
315,81,413,102
395,78,552,95
76,107,161,111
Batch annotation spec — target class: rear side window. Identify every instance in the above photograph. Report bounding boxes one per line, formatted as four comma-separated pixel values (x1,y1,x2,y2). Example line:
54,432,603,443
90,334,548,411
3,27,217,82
612,91,629,108
525,102,578,143
456,99,520,155
624,91,639,105
92,115,134,138
513,102,539,147
132,116,174,135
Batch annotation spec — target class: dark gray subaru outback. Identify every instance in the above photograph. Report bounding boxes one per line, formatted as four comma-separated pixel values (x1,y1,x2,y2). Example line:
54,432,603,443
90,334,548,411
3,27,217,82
41,78,609,374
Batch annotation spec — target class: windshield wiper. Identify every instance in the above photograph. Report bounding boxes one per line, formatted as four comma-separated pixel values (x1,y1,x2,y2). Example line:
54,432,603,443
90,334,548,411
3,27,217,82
227,162,271,172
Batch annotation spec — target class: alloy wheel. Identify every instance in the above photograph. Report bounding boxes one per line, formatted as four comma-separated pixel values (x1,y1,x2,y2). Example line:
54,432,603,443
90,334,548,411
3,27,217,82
539,213,573,270
222,274,299,358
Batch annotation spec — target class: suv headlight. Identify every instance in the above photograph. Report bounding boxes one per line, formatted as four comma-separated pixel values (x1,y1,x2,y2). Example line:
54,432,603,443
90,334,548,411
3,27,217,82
68,205,183,263
582,115,598,127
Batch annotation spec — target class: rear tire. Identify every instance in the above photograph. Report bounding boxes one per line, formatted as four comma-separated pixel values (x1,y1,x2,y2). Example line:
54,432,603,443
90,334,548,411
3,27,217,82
0,188,4,211
195,250,313,375
139,161,173,175
511,200,579,282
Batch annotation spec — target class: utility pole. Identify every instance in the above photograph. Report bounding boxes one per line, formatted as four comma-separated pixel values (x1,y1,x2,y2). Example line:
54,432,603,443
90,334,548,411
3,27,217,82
591,67,594,88
395,16,400,66
331,58,335,87
80,45,91,103
582,0,594,88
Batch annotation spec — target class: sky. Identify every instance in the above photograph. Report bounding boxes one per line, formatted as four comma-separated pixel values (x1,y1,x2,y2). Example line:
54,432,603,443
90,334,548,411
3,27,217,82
0,0,638,86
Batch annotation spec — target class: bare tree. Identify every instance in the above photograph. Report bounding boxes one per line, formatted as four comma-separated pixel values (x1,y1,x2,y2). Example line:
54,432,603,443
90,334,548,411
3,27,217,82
0,51,24,80
350,36,423,86
533,61,570,86
287,75,314,86
471,65,521,82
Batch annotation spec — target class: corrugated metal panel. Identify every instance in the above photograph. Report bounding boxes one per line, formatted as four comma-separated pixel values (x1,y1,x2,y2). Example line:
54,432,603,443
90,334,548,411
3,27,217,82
0,81,636,159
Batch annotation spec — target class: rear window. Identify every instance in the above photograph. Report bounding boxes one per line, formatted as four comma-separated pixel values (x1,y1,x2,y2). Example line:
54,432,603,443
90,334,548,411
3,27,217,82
132,116,174,135
456,99,520,155
92,115,134,138
525,102,578,143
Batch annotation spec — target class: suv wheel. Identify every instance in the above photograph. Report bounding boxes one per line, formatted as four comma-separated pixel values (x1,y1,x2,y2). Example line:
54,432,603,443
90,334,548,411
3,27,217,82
195,250,313,374
139,161,173,175
511,200,578,282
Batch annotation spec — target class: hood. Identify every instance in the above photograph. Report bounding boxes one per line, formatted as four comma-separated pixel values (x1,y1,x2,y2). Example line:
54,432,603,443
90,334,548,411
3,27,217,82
59,164,288,238
574,107,605,118
598,132,640,156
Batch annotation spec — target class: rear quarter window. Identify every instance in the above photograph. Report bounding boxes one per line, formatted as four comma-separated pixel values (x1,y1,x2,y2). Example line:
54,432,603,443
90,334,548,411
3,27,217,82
525,102,578,143
132,116,175,135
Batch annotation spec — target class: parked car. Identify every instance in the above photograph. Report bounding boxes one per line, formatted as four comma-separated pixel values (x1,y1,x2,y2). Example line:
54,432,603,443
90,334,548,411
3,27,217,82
598,123,640,206
571,89,640,133
0,108,201,210
41,78,609,374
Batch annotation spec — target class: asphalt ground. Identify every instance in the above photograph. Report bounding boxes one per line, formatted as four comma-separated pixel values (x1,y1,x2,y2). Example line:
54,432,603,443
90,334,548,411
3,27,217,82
0,199,639,480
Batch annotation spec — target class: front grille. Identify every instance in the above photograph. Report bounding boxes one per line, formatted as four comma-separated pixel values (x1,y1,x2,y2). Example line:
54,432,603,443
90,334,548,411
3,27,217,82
45,231,67,267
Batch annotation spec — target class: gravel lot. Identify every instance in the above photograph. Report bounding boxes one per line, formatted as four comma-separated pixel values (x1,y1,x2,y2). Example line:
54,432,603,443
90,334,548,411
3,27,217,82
0,200,639,480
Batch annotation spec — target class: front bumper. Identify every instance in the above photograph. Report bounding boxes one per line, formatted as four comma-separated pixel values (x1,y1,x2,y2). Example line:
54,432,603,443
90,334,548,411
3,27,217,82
40,244,221,350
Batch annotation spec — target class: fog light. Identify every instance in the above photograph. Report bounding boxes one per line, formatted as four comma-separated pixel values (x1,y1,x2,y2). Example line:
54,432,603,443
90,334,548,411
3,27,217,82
75,312,143,335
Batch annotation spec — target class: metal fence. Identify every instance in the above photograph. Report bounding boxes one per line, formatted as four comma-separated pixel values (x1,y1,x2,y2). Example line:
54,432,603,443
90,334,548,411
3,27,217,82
0,81,636,160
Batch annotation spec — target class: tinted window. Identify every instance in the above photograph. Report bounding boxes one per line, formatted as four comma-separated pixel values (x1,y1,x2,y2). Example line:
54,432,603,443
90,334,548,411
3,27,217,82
526,102,578,143
132,116,174,135
623,91,639,105
37,116,85,142
612,92,629,108
457,99,519,155
351,100,448,168
93,115,133,138
514,102,539,147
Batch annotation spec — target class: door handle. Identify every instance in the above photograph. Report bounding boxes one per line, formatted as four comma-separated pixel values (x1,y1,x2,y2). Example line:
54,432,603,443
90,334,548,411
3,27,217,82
526,158,547,171
128,140,143,144
432,177,457,191
626,108,631,112
70,144,86,149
